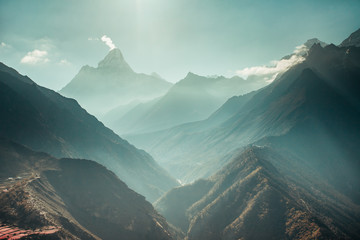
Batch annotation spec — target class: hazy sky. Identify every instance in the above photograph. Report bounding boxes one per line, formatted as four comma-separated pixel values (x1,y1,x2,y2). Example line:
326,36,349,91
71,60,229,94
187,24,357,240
1,0,360,90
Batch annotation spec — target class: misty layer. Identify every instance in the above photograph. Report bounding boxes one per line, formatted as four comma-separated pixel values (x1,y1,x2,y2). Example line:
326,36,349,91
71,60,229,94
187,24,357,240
0,26,360,240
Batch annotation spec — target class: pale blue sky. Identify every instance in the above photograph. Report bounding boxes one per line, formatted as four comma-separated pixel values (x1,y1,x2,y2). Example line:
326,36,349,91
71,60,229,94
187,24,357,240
1,0,360,90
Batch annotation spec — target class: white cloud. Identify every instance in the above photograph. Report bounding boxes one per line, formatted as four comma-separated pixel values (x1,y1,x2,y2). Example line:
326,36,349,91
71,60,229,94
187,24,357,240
236,44,307,83
59,59,71,65
36,38,54,51
293,44,308,55
0,42,11,49
101,35,116,50
20,49,50,64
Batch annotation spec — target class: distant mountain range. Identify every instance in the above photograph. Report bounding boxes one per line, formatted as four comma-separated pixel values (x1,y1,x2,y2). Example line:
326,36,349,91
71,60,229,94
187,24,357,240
60,46,270,135
127,31,360,197
104,72,266,135
0,140,176,239
0,62,178,202
59,48,172,116
145,29,360,239
106,38,327,136
1,27,360,240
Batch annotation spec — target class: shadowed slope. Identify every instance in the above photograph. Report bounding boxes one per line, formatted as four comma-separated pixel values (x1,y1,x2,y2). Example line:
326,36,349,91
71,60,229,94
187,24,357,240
0,62,178,202
128,43,360,185
0,139,175,240
155,147,360,240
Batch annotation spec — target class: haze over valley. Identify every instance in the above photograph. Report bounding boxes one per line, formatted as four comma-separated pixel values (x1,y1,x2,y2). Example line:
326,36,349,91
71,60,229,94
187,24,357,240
1,1,360,239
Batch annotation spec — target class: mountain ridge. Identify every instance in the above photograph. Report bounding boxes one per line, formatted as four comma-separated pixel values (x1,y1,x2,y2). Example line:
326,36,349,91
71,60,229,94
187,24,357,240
126,35,360,187
97,48,133,71
0,62,179,202
60,48,172,116
340,28,360,47
155,146,360,239
0,139,176,239
105,72,267,135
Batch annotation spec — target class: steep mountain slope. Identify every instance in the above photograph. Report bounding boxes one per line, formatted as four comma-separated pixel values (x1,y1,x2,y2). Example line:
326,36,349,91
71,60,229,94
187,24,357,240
155,147,360,240
101,99,143,124
340,28,360,47
60,48,172,116
104,97,161,134
128,34,360,184
125,91,257,182
304,38,328,48
0,139,175,240
106,73,266,135
0,62,179,202
280,38,327,61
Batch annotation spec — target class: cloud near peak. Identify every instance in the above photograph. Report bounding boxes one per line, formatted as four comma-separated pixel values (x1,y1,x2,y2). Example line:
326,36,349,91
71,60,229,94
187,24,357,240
20,49,49,65
236,44,307,83
101,35,116,50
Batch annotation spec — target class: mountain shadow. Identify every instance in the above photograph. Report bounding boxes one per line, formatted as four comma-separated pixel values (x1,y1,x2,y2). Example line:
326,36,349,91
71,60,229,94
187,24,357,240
155,146,360,240
0,139,177,240
127,34,360,188
0,62,179,202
